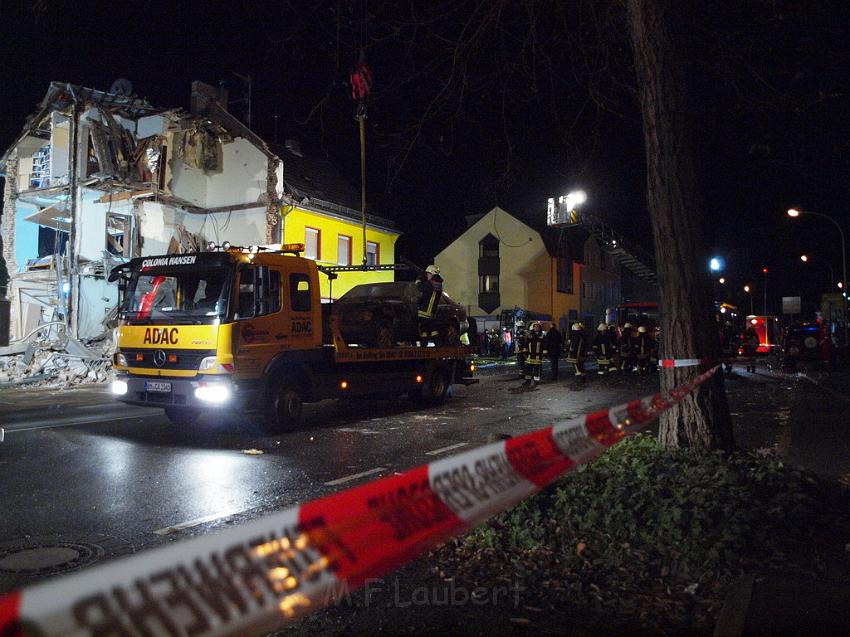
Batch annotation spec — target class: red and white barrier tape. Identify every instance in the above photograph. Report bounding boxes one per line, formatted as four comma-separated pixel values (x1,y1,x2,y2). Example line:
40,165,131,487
0,366,719,637
659,358,713,368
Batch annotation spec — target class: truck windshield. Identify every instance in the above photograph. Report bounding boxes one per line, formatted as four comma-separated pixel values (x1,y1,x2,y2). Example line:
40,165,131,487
121,269,230,323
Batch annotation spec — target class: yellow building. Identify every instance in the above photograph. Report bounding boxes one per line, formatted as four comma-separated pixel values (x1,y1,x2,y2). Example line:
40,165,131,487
434,206,620,332
276,140,400,300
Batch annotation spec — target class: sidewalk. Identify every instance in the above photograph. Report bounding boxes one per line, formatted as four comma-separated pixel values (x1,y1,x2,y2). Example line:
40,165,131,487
716,363,850,636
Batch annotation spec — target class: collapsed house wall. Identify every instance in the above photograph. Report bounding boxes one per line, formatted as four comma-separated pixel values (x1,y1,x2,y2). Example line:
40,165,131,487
169,136,268,209
138,201,268,254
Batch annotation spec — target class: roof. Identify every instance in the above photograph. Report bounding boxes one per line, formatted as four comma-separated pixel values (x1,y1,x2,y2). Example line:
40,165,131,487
272,142,396,231
1,82,165,167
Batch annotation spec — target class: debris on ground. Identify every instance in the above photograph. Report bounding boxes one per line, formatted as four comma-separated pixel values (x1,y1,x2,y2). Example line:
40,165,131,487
0,329,114,389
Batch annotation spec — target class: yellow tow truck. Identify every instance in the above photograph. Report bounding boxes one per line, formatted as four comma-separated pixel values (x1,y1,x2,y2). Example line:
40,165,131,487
108,244,476,430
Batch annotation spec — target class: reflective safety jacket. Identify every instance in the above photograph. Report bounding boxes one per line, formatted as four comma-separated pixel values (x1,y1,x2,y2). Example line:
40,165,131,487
416,274,443,319
527,330,547,365
593,331,614,363
566,330,586,363
636,333,655,360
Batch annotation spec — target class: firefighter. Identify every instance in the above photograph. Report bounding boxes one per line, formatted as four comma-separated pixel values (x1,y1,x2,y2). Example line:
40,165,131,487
593,323,616,375
523,321,547,386
620,323,637,373
608,323,622,372
566,322,587,383
546,323,563,381
515,320,529,379
416,265,442,342
635,325,656,374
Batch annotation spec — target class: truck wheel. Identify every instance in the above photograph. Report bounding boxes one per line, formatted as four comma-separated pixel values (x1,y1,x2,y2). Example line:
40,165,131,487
264,381,304,432
163,406,201,425
419,368,450,405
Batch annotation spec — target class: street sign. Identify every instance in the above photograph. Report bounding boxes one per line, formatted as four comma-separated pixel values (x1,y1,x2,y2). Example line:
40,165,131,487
782,296,801,314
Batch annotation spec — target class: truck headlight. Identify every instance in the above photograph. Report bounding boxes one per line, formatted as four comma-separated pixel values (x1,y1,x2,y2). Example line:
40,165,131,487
111,379,128,395
199,356,234,373
195,382,231,404
199,356,217,371
115,353,128,367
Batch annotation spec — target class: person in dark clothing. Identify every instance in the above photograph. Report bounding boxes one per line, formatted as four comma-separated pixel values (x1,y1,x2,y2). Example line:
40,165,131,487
620,323,637,373
523,321,547,386
635,326,656,374
416,265,443,343
593,323,616,375
566,322,587,383
742,327,760,373
545,323,562,380
515,321,529,379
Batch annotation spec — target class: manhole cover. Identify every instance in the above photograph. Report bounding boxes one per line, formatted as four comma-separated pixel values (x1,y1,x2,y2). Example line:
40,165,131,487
0,542,103,575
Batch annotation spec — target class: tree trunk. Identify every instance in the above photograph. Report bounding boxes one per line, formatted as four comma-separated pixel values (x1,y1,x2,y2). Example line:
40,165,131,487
625,0,734,450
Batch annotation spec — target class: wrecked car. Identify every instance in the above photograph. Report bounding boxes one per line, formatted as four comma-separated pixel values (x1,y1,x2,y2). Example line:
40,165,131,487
334,281,468,347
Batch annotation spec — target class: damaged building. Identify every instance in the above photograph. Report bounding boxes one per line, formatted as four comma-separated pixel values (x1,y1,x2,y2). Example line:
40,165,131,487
0,80,400,350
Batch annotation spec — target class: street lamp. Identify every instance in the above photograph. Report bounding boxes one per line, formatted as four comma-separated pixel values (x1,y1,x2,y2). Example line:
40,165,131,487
743,284,754,315
788,208,848,344
709,257,724,272
800,254,835,289
718,277,726,284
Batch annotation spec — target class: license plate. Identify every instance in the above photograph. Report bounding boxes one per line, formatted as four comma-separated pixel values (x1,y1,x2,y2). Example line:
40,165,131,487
144,381,172,393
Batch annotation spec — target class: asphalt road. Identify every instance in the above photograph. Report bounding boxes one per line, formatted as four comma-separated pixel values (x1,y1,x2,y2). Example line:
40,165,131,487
1,360,846,596
0,366,659,593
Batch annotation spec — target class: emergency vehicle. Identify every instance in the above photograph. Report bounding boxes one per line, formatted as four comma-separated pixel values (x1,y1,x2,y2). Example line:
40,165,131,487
742,315,781,354
108,244,476,430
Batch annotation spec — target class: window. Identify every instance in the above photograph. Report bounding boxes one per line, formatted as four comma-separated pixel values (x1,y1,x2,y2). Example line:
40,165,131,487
290,273,311,312
479,274,499,293
237,266,281,318
557,257,573,293
366,241,379,265
337,234,352,265
106,213,132,257
305,227,320,260
479,234,499,258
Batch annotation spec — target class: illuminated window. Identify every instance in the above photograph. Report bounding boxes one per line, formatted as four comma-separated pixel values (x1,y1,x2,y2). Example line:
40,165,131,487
366,241,379,265
479,274,499,293
337,234,352,265
305,227,320,260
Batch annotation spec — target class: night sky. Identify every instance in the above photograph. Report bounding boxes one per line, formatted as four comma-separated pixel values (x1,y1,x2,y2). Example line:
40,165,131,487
1,0,849,314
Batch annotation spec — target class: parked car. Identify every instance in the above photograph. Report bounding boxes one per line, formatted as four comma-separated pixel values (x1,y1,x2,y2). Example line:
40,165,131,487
334,281,468,347
781,322,833,370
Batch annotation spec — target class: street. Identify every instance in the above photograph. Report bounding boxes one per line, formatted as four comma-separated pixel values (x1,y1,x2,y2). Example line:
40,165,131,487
0,361,847,599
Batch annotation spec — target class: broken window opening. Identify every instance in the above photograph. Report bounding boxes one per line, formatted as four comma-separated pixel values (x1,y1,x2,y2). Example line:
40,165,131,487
106,213,132,257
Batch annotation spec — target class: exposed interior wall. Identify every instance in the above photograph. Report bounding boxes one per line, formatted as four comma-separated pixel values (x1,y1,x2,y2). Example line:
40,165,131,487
78,190,135,261
14,201,39,269
50,112,70,181
169,137,267,209
138,201,268,255
76,276,117,338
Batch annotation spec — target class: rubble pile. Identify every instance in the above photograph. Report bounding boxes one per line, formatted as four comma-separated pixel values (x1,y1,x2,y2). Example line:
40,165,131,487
0,336,114,389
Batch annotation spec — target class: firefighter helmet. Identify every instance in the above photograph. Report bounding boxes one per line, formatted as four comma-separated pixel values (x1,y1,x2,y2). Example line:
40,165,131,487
531,321,542,330
597,323,607,332
571,322,583,331
425,265,440,275
623,322,633,329
638,326,647,333
515,320,525,328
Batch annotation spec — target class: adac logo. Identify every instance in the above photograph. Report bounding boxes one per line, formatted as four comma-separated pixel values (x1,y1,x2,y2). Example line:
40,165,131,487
241,323,269,344
143,327,179,345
